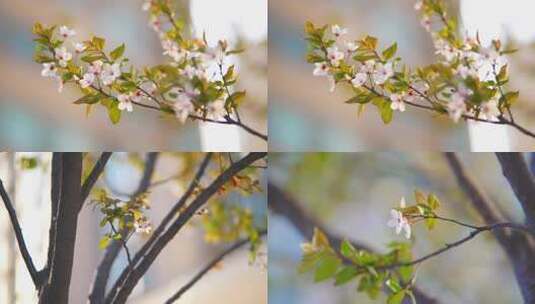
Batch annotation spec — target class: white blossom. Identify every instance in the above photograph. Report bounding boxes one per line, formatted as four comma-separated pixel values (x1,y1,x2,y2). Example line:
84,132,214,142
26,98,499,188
134,217,152,235
173,97,194,124
59,25,76,38
88,60,103,76
79,73,95,88
206,99,226,120
448,87,472,122
313,62,329,77
331,24,348,38
101,63,121,85
41,62,58,78
387,198,411,239
346,41,358,53
73,42,86,53
421,16,431,32
479,98,500,121
390,93,406,112
117,93,134,112
142,0,152,11
434,39,458,62
54,47,72,67
351,72,367,88
373,62,394,85
326,46,344,67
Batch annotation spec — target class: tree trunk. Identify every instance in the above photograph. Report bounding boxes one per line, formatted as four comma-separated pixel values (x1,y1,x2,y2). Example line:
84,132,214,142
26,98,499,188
39,153,82,304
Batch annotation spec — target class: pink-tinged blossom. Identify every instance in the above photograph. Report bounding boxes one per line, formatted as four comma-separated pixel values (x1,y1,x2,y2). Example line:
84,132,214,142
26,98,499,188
313,62,329,77
480,98,501,121
326,46,344,67
373,62,394,85
79,73,95,88
117,94,134,112
351,72,367,88
59,25,76,38
390,93,406,112
88,60,104,76
101,63,121,85
173,97,194,124
206,100,226,121
331,24,348,38
387,197,411,239
54,47,72,67
41,62,58,78
73,42,86,53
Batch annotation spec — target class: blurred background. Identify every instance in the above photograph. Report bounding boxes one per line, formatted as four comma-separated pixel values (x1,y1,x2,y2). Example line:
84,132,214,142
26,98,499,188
268,153,528,303
0,0,267,151
269,0,535,151
0,152,267,303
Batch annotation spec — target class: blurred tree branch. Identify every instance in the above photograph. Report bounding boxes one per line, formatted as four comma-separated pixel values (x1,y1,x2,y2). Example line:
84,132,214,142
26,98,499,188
165,230,267,304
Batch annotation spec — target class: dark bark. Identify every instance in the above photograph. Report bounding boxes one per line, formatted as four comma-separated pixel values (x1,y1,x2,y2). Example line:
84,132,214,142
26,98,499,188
39,153,83,304
107,152,266,304
268,182,438,304
88,152,158,304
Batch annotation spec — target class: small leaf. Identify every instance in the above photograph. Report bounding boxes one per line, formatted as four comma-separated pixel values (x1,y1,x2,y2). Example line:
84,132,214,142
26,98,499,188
427,194,440,210
334,266,358,285
382,43,398,60
110,43,125,61
92,36,105,51
386,278,402,293
414,190,426,205
74,94,101,105
340,240,357,258
99,235,111,249
314,254,341,282
387,291,407,304
108,106,121,124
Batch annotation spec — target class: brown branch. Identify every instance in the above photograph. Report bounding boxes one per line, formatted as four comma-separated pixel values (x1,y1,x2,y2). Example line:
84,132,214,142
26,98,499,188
107,152,266,304
89,152,159,304
0,179,39,287
268,182,438,304
495,153,535,226
105,153,213,303
164,230,267,304
80,152,112,212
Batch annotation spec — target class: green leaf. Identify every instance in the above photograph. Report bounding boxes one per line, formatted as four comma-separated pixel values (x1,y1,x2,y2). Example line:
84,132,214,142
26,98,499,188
74,94,101,105
92,36,105,51
427,194,440,210
387,291,407,304
374,97,393,124
382,43,398,60
108,106,121,124
20,157,38,169
223,65,235,83
340,240,357,258
226,91,246,108
314,254,341,282
362,35,378,50
110,43,125,61
334,266,358,285
81,54,104,63
386,278,402,293
502,91,519,107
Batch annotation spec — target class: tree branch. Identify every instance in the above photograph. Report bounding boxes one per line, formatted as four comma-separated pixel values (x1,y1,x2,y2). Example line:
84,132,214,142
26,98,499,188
108,152,266,304
495,153,535,227
89,152,159,304
164,230,267,304
268,182,438,304
443,153,506,225
104,153,213,302
0,179,39,287
80,152,112,212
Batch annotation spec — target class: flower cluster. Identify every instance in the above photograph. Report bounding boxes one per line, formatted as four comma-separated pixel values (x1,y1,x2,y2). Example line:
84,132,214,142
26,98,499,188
33,0,246,126
92,189,153,249
305,0,520,126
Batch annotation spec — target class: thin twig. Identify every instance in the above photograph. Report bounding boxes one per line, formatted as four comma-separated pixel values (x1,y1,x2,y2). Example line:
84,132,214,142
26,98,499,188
0,179,39,287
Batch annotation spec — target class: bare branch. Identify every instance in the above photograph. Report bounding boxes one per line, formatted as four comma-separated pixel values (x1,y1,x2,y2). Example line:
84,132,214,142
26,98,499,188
80,152,112,212
0,179,39,287
165,230,267,304
268,182,438,304
495,153,535,226
108,152,266,304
